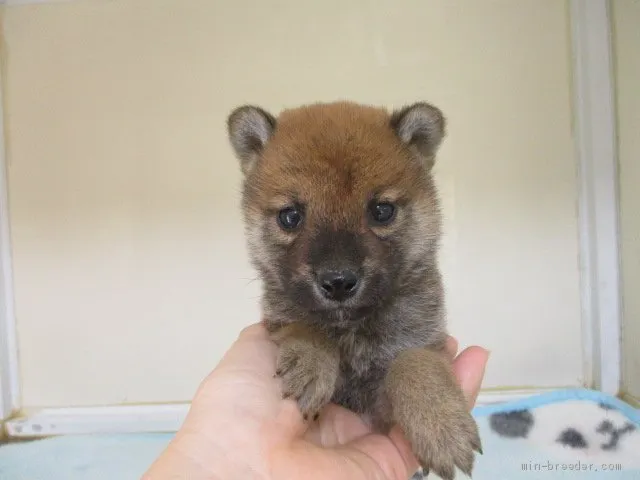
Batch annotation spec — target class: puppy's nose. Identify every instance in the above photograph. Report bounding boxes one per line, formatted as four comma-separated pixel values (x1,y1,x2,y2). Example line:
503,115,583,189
317,270,360,301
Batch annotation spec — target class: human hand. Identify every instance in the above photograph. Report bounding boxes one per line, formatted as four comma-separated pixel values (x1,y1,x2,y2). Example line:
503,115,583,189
143,323,489,480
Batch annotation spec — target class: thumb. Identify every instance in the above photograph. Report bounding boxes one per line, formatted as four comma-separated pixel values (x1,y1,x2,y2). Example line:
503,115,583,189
452,346,490,407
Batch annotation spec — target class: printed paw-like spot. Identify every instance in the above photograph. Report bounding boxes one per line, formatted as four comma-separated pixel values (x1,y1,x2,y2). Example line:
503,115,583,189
489,409,534,438
557,427,588,449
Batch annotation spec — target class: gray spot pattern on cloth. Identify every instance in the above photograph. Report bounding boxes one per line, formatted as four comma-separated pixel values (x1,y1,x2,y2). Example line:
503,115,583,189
597,420,636,451
557,427,588,448
489,409,534,438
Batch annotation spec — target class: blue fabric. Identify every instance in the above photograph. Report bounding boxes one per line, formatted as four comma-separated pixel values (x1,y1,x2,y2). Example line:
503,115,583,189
472,388,640,423
0,388,638,479
0,433,173,480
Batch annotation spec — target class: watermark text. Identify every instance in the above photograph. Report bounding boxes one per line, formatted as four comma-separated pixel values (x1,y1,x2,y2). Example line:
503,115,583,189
522,460,622,473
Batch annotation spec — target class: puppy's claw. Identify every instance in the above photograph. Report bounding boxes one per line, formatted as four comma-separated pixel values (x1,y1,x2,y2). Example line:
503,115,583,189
473,441,483,455
470,430,483,456
405,400,481,480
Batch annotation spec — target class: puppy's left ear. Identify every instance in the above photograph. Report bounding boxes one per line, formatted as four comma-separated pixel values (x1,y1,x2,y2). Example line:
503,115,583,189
390,102,446,170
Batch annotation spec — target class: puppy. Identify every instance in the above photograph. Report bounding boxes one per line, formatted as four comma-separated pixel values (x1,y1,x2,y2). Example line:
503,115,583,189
226,101,481,479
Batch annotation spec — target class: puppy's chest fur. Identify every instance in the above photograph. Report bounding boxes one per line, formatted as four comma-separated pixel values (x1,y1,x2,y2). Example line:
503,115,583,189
285,293,444,417
331,324,391,415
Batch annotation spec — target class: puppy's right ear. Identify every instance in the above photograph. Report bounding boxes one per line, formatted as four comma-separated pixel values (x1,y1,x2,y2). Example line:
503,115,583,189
227,105,277,175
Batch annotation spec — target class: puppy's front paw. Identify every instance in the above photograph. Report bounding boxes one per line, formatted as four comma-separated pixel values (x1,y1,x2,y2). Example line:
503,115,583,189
408,400,482,479
275,337,339,420
384,347,483,479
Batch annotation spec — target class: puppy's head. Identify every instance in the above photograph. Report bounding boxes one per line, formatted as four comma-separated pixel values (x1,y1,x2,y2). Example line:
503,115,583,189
227,101,445,322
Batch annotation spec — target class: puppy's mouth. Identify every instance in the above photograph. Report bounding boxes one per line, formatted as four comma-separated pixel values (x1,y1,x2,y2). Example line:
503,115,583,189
308,279,372,311
310,304,376,315
307,286,380,316
308,305,378,328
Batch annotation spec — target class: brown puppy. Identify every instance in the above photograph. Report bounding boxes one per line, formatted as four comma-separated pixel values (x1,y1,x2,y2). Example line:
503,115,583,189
226,101,481,479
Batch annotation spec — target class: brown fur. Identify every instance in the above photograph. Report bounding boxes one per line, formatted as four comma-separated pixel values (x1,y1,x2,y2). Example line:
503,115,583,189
226,101,481,479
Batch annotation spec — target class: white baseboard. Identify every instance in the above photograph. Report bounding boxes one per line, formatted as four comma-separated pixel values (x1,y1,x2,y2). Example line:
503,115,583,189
476,388,559,405
4,404,190,438
3,388,557,438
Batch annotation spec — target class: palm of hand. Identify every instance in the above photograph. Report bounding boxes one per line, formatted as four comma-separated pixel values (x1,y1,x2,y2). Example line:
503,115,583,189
149,324,488,480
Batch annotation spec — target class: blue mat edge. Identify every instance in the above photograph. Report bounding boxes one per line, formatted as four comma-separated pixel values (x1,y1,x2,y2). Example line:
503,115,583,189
472,388,640,425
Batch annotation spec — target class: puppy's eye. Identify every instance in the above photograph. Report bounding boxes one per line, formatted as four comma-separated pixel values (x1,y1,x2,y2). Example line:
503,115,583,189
368,201,396,225
277,206,303,230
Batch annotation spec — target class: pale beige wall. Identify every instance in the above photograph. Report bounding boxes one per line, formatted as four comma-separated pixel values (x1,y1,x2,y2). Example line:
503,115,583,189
2,0,582,408
613,0,640,400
